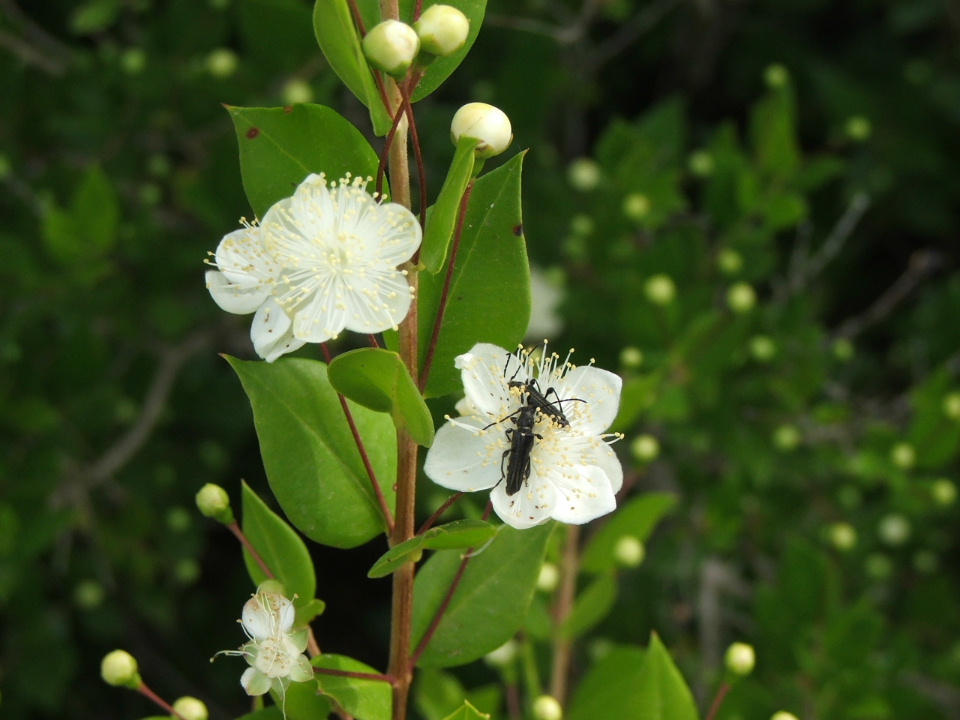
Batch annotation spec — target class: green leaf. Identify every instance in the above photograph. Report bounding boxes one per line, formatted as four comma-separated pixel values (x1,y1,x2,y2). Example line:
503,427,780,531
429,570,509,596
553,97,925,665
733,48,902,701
414,668,468,720
750,83,800,179
328,348,435,447
417,152,531,397
42,165,119,268
580,493,678,574
568,635,699,720
314,654,392,720
69,0,121,34
368,519,497,578
559,573,618,640
279,678,334,720
410,0,488,102
227,103,380,217
439,701,490,720
240,481,317,604
227,357,396,548
412,522,553,667
421,136,479,273
312,0,392,135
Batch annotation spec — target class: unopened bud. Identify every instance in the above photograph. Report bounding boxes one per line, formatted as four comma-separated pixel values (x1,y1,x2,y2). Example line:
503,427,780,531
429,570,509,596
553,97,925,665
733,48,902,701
619,346,643,369
688,150,714,177
414,5,469,57
765,63,789,88
717,248,743,275
172,696,209,720
101,649,140,688
206,48,238,78
878,514,910,546
771,713,800,720
931,478,957,507
943,392,960,420
832,338,855,361
749,335,777,362
845,116,872,141
614,536,645,568
773,424,801,451
890,442,915,470
567,158,601,191
631,434,660,463
623,193,651,221
724,642,755,676
532,695,563,720
195,483,234,524
363,20,419,77
537,562,560,592
827,522,857,552
644,274,676,305
727,282,757,313
451,102,512,158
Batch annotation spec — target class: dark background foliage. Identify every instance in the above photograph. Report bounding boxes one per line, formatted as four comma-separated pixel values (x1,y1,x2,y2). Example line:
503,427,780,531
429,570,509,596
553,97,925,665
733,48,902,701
1,0,958,718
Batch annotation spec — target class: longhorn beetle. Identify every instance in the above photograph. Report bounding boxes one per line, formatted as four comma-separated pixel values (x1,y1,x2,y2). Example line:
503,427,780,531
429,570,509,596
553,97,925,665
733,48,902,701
504,348,585,428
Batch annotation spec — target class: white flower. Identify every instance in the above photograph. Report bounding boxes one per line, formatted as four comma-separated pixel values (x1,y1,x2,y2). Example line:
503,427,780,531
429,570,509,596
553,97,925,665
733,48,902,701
205,222,306,362
261,173,421,343
450,103,513,158
216,588,313,700
424,343,623,529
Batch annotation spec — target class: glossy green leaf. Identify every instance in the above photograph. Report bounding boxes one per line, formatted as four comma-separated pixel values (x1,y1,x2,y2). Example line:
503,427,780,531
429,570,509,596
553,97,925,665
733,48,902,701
240,481,317,603
421,136,479,273
227,103,380,217
559,573,618,640
412,522,553,667
581,493,678,574
569,635,699,720
328,348,434,447
417,152,531,397
410,0,488,102
414,668,468,720
227,357,396,548
278,678,333,720
368,519,497,578
314,654,392,720
440,701,490,720
312,0,392,135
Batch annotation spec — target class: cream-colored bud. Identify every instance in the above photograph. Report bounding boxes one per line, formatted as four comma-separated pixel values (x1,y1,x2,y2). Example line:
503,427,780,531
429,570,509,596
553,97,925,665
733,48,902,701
415,5,469,57
644,274,676,305
363,20,419,77
771,713,800,720
614,536,645,568
567,158,601,191
195,483,234,524
101,649,140,688
451,102,512,158
631,434,660,463
724,642,756,676
532,695,563,720
537,562,560,592
172,696,209,720
727,282,757,313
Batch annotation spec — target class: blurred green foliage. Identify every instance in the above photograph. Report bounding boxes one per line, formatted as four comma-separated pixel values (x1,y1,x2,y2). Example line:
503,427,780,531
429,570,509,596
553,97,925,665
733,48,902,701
1,0,958,718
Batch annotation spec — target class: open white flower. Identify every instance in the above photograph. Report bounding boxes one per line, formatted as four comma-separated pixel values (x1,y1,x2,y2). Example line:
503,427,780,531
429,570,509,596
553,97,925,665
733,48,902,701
261,173,421,343
424,342,623,529
216,588,313,700
205,223,306,362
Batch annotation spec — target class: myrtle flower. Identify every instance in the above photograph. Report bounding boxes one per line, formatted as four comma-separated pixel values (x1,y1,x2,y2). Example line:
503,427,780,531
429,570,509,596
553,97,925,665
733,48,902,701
424,342,623,529
215,588,313,701
261,173,421,343
205,222,306,362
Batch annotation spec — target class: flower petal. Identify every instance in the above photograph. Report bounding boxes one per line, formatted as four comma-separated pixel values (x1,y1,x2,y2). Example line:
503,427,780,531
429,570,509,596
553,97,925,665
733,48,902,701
490,468,556,529
251,299,306,362
557,365,622,434
545,464,617,524
456,343,524,418
290,655,314,683
423,417,506,492
241,667,272,696
206,270,270,315
215,227,278,286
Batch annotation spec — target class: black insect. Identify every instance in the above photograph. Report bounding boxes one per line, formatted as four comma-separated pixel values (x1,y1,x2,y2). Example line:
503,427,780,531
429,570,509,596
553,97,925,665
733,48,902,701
503,349,585,429
500,403,539,496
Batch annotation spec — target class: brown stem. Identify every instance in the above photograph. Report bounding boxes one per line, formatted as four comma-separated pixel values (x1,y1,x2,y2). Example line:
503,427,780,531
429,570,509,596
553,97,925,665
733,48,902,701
321,343,395,532
417,492,465,534
399,73,428,235
138,682,185,720
419,181,474,391
549,524,581,705
704,682,732,720
228,521,274,579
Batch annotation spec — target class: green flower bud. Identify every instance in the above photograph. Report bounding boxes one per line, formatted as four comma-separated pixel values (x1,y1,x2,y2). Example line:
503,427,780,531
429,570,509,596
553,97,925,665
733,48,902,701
773,424,801,451
532,695,563,720
688,150,714,177
120,48,146,75
724,642,755,676
363,20,420,77
631,434,660,463
172,696,209,720
931,478,957,507
717,248,743,275
195,483,235,524
827,522,857,552
890,442,915,470
727,282,757,313
206,48,238,78
282,78,313,105
74,579,106,609
771,713,800,720
614,536,645,568
567,157,601,191
619,346,643,369
451,102,512,158
764,63,789,88
101,649,141,688
537,562,560,592
414,5,469,57
749,335,777,362
832,337,855,361
943,392,960,420
845,115,872,141
878,514,910,546
623,193,651,221
644,274,676,305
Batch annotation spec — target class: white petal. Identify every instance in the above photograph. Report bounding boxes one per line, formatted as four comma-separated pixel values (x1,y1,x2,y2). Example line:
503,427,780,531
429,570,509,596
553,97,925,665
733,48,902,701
557,365,622,434
490,468,556,529
546,464,618,524
215,227,278,286
251,299,306,362
456,343,523,418
423,417,506,492
241,667,272,696
241,597,273,641
206,270,269,315
290,655,314,683
592,443,624,494
341,270,413,333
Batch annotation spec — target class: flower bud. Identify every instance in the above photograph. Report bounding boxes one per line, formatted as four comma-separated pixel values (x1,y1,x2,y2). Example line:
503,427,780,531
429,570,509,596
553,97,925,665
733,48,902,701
773,424,801,451
845,116,871,142
614,536,645,568
931,478,957,507
619,346,643,369
724,642,755,676
567,158,601,191
827,522,857,552
943,392,960,420
282,78,313,105
532,695,563,720
414,5,469,57
537,562,560,592
363,20,420,77
644,274,676,305
484,639,518,667
195,483,235,524
688,150,714,177
101,649,141,688
764,63,789,88
749,335,777,362
717,248,743,275
890,442,915,470
727,282,757,313
206,48,238,78
878,514,910,546
832,338,854,361
172,696,209,720
451,102,512,158
631,434,660,463
771,713,800,720
623,193,651,221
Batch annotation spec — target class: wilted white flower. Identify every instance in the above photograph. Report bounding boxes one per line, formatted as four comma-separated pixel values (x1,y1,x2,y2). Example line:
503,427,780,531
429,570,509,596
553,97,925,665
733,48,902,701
216,588,313,702
205,222,306,362
261,173,421,343
424,343,623,529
